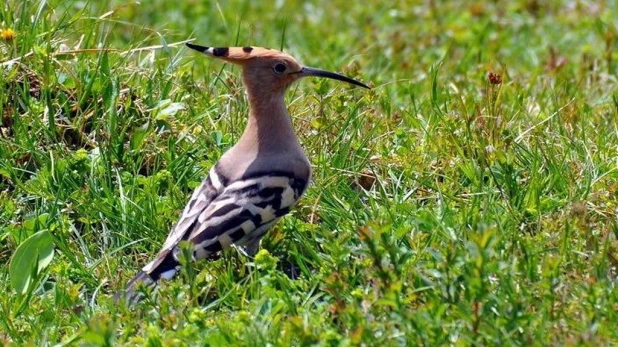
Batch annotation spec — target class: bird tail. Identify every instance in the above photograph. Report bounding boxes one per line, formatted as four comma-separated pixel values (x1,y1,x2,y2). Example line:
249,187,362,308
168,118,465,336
114,252,181,306
114,270,155,305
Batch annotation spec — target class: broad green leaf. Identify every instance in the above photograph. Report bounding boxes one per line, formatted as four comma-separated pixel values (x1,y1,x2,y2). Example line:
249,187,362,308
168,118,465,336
16,213,50,243
9,230,55,296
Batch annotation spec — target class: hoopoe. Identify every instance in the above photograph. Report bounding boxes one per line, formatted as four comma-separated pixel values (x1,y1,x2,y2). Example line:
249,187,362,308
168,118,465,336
118,43,369,302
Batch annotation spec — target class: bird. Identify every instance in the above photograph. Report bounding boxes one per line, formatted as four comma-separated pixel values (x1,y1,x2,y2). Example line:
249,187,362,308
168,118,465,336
117,43,370,303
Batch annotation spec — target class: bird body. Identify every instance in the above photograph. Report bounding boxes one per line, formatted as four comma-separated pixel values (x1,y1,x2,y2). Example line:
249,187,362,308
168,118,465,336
119,44,369,302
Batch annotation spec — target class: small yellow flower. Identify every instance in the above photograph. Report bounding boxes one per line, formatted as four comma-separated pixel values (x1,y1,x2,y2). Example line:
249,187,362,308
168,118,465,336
0,28,16,41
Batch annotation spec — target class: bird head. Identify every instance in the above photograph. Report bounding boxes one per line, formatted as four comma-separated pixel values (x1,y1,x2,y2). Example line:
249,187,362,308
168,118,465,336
186,43,370,95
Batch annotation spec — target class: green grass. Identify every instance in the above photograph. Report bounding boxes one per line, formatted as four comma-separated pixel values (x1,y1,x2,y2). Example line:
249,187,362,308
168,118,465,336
1,0,618,344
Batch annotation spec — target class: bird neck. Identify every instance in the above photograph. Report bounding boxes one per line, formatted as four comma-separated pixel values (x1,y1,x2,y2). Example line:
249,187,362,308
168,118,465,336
239,89,300,154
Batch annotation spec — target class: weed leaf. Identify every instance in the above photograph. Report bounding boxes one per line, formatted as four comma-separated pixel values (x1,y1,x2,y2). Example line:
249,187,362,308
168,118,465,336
9,229,55,296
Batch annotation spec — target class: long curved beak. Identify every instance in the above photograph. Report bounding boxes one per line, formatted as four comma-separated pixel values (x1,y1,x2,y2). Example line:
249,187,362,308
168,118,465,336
297,67,370,89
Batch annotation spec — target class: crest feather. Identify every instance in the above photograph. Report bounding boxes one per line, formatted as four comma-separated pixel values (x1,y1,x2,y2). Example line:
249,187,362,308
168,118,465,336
186,43,292,63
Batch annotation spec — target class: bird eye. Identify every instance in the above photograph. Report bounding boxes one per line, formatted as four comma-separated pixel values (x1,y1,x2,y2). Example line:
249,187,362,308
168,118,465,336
273,63,287,74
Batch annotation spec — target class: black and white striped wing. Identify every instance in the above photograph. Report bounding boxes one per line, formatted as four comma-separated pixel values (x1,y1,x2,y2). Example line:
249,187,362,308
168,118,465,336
120,168,307,302
139,170,307,279
187,172,308,259
139,167,223,279
119,167,223,300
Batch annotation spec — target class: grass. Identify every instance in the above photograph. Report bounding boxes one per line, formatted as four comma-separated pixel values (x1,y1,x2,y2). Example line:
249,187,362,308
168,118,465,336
1,0,617,344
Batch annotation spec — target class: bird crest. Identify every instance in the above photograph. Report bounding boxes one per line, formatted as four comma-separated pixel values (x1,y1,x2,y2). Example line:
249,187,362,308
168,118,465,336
186,43,296,63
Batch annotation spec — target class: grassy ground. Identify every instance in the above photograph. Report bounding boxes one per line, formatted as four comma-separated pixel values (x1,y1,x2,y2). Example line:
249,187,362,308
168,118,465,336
1,0,617,345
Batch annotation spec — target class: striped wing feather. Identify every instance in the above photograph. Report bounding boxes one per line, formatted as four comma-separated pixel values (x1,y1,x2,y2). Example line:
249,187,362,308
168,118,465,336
141,169,306,280
118,167,308,303
139,173,219,276
188,174,302,258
